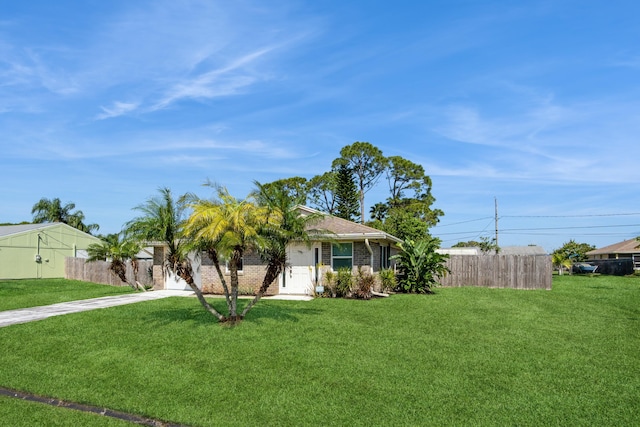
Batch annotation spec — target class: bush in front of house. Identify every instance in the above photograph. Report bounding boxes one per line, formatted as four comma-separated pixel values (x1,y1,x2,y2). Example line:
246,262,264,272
391,237,449,294
352,267,374,300
378,268,397,293
335,268,353,297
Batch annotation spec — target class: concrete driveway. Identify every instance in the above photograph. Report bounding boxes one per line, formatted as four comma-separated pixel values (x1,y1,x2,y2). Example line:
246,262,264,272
0,290,313,328
0,290,194,328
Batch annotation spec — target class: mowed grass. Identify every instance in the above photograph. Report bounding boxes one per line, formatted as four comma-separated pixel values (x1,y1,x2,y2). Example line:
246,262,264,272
0,279,134,311
0,275,638,426
0,396,131,427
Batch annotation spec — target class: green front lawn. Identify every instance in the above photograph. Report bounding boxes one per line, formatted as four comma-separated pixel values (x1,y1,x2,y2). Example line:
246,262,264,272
0,279,134,311
0,275,638,426
0,396,131,427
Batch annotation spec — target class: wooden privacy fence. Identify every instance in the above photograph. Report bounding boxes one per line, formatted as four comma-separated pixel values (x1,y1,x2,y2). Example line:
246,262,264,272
440,255,552,290
65,257,153,287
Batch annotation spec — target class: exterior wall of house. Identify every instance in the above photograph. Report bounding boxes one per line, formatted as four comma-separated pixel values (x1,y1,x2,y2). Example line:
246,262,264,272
152,246,165,289
354,242,371,271
200,251,279,295
320,240,399,274
153,239,400,293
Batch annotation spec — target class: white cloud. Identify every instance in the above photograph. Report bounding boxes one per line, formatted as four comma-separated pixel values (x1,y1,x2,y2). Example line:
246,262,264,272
96,101,140,120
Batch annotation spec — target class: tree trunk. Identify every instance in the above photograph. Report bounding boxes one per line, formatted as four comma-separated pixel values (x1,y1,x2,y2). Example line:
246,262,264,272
207,249,232,314
360,189,365,224
176,261,226,322
228,249,242,320
240,263,282,318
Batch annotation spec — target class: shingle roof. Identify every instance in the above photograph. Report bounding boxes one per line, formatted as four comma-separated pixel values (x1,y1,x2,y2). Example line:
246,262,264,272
298,206,402,244
500,245,548,255
586,239,640,255
0,223,59,238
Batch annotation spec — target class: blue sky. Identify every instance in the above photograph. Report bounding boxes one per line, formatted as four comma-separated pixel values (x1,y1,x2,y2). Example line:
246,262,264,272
1,0,639,252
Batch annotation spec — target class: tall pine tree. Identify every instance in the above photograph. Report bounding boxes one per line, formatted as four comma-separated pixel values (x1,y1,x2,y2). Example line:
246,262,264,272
334,162,360,222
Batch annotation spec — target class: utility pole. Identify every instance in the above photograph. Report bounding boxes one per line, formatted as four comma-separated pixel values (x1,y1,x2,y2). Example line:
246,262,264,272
494,197,499,253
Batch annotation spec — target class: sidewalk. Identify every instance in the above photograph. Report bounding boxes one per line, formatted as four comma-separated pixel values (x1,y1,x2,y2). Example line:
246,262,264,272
0,290,194,328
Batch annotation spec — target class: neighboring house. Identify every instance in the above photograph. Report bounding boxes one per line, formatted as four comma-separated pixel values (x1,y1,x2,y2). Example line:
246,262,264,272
153,206,403,295
437,245,547,256
586,239,640,270
0,223,101,279
437,247,481,256
499,246,547,255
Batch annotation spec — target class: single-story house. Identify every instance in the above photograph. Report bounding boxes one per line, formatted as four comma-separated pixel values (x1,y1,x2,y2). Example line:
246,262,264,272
152,206,403,295
586,239,640,270
0,223,101,279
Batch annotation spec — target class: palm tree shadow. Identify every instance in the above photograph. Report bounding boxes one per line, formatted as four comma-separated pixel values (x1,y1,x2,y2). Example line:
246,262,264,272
241,300,325,324
143,297,323,326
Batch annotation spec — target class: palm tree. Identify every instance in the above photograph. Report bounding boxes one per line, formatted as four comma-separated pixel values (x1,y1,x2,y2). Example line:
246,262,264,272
239,181,323,318
87,233,142,289
124,187,205,302
184,185,267,322
552,252,572,275
31,197,99,233
67,211,100,234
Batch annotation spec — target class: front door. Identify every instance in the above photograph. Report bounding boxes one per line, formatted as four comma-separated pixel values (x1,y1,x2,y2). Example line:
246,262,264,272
280,243,319,295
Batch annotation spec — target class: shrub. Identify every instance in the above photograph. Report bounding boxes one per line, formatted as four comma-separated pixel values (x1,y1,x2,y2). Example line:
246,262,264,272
378,268,397,293
391,237,449,294
353,267,374,299
335,268,353,298
321,270,337,298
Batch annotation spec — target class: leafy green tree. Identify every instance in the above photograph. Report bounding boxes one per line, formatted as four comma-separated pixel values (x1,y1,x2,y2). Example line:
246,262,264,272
369,202,388,222
552,240,595,263
452,240,482,248
386,156,427,203
391,237,450,294
377,208,428,242
478,236,500,254
452,237,499,253
377,199,442,242
31,197,99,233
307,171,337,214
334,162,360,222
262,177,308,206
184,185,267,322
87,233,142,289
333,142,387,223
367,155,442,241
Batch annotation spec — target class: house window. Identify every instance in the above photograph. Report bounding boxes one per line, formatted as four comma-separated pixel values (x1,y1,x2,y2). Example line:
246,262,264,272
380,244,391,269
225,256,244,273
332,242,353,270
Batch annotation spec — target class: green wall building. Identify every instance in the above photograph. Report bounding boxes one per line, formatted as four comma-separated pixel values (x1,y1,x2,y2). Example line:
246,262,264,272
0,223,101,279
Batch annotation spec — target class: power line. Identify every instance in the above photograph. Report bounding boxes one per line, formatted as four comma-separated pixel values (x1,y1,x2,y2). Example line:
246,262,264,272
503,212,640,218
435,223,640,236
500,224,640,232
434,217,493,228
